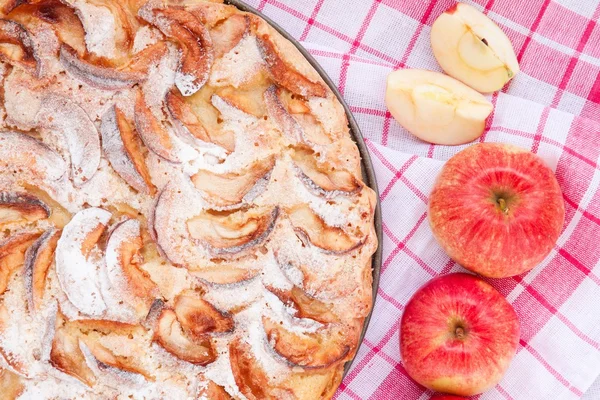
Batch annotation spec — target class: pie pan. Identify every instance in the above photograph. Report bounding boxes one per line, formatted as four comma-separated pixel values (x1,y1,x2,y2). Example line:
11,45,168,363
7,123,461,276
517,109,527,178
226,0,383,376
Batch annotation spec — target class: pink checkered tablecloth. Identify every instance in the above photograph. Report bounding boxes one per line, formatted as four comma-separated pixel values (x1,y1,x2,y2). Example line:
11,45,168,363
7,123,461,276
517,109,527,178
241,0,600,399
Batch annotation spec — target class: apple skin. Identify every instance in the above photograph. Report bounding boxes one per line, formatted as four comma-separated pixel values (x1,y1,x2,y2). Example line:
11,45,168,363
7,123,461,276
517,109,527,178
431,396,466,400
429,143,564,278
400,273,520,396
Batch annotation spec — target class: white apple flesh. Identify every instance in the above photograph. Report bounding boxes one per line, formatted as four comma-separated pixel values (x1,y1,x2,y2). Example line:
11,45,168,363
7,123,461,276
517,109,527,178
431,3,519,93
386,69,493,145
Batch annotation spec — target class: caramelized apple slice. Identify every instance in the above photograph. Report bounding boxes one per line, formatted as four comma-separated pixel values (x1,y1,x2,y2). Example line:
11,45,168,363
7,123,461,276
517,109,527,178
37,94,101,187
173,292,233,340
81,337,151,379
125,40,169,73
191,265,260,285
0,131,67,183
153,309,216,365
266,286,337,324
134,90,193,163
139,6,213,96
55,208,111,316
229,338,293,400
165,88,214,146
255,29,326,98
216,85,266,117
263,317,351,369
64,318,154,380
101,105,155,195
190,157,274,208
0,19,39,76
292,148,361,196
187,1,237,27
0,231,41,295
23,228,61,312
78,341,146,387
60,44,145,90
0,368,24,399
288,206,362,254
105,218,157,318
50,323,97,387
0,192,50,227
264,85,303,143
210,14,249,59
187,207,278,257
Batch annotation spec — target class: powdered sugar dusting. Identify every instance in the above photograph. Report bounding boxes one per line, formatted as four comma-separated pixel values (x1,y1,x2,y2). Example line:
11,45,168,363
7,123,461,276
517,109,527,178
55,207,111,316
70,0,117,58
133,26,163,53
210,36,263,88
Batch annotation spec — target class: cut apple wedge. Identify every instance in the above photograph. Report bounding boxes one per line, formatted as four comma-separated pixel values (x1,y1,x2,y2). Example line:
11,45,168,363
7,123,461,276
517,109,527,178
173,292,234,340
105,218,157,319
263,316,352,369
101,105,155,195
210,13,249,59
60,44,145,90
190,157,274,208
386,69,493,145
288,206,363,254
0,231,41,295
0,368,24,399
55,208,111,316
292,148,361,196
153,309,217,366
255,26,326,98
139,6,213,96
187,206,278,257
431,3,519,93
0,192,50,227
229,338,293,400
37,94,101,187
264,85,303,143
23,228,61,313
0,19,39,76
0,131,67,183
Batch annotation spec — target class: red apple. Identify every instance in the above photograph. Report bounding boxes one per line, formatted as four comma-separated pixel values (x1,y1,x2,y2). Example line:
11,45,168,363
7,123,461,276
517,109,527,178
429,143,564,278
400,273,520,396
431,395,467,400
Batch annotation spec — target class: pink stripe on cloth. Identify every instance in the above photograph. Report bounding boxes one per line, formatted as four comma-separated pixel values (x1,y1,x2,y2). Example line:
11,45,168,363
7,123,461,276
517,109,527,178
245,0,600,398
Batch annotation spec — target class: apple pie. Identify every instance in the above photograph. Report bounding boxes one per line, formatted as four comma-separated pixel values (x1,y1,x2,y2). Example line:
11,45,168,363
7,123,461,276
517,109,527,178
0,0,377,398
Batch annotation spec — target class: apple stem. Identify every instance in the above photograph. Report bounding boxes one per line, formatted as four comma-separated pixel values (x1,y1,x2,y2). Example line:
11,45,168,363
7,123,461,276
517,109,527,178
455,327,465,340
497,198,509,215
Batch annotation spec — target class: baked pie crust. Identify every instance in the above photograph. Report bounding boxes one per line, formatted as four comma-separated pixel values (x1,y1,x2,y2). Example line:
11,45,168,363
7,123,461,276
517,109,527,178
0,0,377,398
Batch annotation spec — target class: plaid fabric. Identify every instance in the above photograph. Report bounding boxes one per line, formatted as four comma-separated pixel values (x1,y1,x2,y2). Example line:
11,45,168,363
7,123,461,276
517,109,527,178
241,0,600,398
